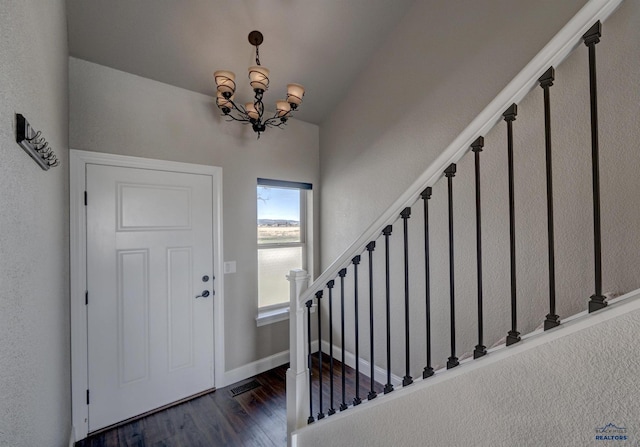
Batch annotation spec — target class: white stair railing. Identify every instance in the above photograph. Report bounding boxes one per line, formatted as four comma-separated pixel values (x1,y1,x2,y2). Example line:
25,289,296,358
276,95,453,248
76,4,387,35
286,269,311,447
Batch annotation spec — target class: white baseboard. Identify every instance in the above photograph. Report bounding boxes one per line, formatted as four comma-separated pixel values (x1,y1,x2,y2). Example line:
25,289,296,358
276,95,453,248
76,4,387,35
320,340,403,386
223,349,291,386
221,339,400,388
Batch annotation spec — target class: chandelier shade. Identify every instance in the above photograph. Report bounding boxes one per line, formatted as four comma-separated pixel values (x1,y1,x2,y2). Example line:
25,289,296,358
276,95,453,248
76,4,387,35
245,102,260,120
276,100,291,117
248,66,270,91
216,91,233,110
214,30,304,138
213,71,236,96
286,83,305,106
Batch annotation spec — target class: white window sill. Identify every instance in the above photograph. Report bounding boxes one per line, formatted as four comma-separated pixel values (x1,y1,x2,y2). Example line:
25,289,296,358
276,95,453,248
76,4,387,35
256,303,315,327
256,306,290,327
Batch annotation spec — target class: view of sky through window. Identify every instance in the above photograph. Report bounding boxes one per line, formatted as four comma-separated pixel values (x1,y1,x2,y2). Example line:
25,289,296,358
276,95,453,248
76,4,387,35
257,186,300,221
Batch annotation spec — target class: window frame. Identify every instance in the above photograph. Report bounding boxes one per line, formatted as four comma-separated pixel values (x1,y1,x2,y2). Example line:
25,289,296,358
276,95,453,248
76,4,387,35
256,179,312,325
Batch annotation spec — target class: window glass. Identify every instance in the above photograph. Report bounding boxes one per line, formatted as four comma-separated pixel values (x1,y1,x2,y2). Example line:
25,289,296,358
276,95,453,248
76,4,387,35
257,183,308,309
257,186,301,244
258,246,303,307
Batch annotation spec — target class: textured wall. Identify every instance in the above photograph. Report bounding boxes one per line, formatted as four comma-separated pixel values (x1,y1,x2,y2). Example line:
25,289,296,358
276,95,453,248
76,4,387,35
296,296,640,447
317,0,640,380
69,58,320,372
319,0,589,267
0,1,70,446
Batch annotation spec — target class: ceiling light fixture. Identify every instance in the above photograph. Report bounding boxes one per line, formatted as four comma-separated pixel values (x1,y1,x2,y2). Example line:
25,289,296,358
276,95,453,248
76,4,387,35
214,31,305,138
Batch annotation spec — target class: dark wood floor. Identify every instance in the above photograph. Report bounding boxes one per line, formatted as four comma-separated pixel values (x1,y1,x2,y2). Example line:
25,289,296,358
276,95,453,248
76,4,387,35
77,352,379,447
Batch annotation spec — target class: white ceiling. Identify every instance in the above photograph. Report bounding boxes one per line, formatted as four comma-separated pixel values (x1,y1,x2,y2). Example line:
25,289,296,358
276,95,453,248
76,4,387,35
66,0,417,125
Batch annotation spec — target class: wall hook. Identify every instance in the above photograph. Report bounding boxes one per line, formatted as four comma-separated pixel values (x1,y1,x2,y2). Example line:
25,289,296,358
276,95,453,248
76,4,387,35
15,113,59,170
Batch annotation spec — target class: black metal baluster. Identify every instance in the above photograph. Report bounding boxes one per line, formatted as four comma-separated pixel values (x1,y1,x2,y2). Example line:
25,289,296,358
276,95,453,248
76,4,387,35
539,67,561,330
352,255,362,406
472,137,487,358
315,291,325,420
445,164,460,369
338,268,348,411
400,207,414,385
421,187,435,378
382,225,394,394
584,21,607,313
366,241,377,400
504,103,521,346
327,280,336,415
306,300,314,424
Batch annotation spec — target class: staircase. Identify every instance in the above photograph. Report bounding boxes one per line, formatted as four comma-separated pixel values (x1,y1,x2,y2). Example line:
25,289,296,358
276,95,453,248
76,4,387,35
286,0,638,445
295,290,640,446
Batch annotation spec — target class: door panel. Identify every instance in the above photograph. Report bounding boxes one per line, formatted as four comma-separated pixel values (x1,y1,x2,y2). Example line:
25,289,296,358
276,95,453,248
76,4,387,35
118,183,192,230
86,164,214,431
167,247,194,371
117,249,150,386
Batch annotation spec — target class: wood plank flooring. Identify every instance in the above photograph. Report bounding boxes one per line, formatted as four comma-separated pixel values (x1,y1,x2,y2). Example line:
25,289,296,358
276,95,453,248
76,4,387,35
76,352,380,447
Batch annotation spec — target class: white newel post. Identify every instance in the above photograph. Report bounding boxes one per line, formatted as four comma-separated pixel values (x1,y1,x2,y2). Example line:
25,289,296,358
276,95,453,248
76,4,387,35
286,269,311,446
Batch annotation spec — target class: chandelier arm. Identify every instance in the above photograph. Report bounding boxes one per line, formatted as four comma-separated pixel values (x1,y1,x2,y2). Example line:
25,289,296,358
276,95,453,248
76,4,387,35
225,97,249,116
264,118,287,128
263,116,283,127
266,120,286,129
223,112,252,123
265,107,295,124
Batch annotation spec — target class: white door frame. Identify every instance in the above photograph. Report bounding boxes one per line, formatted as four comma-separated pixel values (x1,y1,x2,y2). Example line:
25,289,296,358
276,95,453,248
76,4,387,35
70,150,225,441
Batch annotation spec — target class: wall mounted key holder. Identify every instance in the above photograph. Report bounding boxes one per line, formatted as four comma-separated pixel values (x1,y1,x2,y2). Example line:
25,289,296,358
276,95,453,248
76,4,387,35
15,113,59,170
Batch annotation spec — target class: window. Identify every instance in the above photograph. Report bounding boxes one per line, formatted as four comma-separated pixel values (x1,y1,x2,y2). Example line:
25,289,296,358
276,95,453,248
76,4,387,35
257,179,311,321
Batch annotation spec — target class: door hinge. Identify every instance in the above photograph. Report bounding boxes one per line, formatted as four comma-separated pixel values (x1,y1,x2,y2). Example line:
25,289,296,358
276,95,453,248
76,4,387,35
84,191,87,206
86,389,90,405
85,291,88,305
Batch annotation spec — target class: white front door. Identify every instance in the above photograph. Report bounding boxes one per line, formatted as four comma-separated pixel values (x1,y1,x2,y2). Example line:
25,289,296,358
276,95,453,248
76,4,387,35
86,164,215,431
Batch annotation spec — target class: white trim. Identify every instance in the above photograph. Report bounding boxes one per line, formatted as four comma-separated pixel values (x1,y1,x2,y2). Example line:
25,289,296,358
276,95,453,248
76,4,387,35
68,426,75,447
256,306,290,327
294,287,640,434
256,302,317,327
222,340,332,387
222,341,331,386
69,150,225,441
320,340,403,387
298,0,625,305
224,349,291,385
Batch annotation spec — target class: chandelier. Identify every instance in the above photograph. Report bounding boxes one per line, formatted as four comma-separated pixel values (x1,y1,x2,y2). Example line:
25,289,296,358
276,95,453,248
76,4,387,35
214,31,305,138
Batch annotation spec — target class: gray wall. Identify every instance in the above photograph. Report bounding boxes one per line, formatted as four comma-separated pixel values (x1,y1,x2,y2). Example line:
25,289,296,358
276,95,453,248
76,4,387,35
0,1,70,446
318,0,640,379
296,296,640,447
320,0,590,265
69,58,320,372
